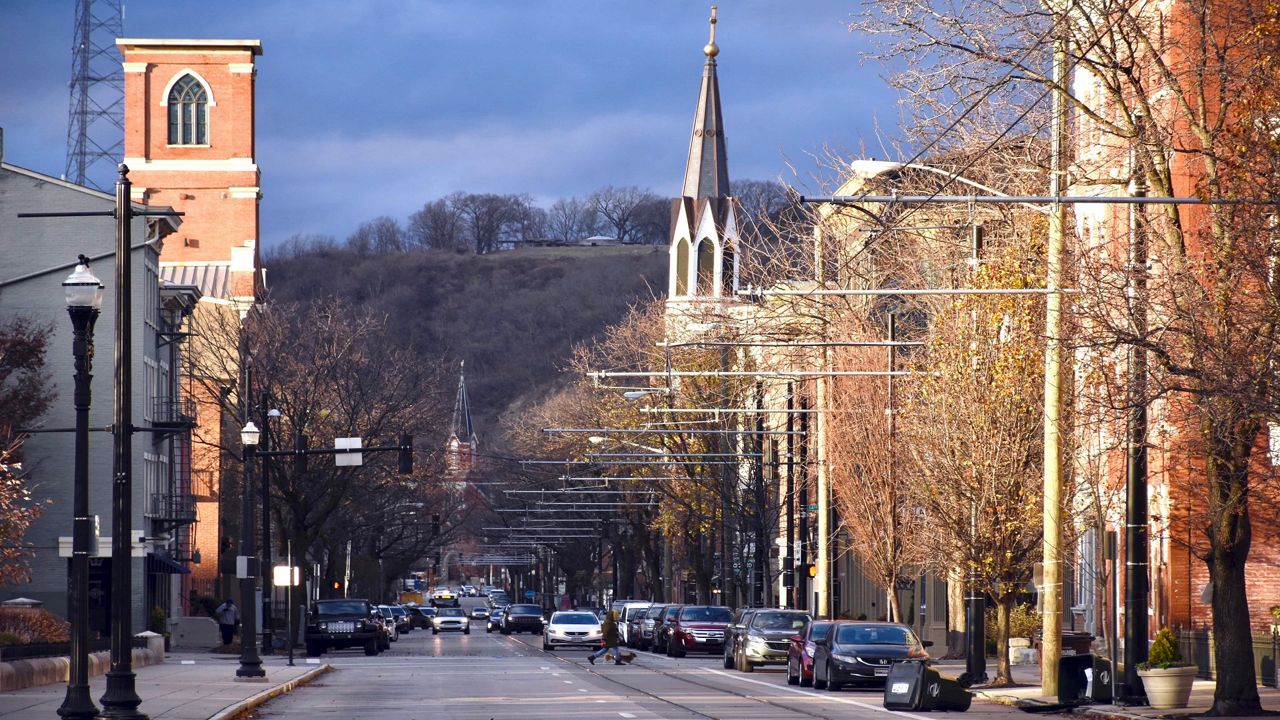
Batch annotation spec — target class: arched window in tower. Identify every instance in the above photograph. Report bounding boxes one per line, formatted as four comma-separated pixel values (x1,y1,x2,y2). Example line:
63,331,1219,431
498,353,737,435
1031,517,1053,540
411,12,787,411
167,74,209,145
696,238,717,296
674,238,690,296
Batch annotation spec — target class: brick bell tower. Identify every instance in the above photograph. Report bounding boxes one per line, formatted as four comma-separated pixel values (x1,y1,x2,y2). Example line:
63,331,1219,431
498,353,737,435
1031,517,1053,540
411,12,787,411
117,38,262,304
118,38,263,609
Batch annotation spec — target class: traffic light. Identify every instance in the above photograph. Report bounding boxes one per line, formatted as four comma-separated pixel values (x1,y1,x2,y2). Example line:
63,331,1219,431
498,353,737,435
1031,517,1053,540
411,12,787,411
295,435,307,474
431,513,440,537
331,580,340,590
398,433,414,474
806,564,817,579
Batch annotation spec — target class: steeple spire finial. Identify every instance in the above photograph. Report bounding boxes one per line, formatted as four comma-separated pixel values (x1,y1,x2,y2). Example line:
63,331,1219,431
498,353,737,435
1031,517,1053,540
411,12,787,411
705,6,719,57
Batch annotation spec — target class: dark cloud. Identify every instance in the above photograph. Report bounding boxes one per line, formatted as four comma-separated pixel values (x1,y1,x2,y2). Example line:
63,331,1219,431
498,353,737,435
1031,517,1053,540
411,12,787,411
0,0,897,247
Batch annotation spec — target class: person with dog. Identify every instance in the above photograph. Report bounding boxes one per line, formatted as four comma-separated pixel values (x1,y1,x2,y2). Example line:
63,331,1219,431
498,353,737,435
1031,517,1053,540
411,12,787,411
588,611,625,665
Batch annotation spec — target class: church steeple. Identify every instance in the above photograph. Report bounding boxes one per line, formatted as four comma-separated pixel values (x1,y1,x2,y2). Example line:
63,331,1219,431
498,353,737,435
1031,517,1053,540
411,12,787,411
681,5,730,200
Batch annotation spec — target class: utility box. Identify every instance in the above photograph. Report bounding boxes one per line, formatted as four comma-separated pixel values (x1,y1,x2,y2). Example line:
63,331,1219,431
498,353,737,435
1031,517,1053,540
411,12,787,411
883,660,973,712
1058,654,1113,704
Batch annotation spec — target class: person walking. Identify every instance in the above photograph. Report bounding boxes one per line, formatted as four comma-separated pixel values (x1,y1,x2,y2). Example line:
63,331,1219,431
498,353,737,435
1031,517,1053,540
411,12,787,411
215,598,240,646
588,611,623,665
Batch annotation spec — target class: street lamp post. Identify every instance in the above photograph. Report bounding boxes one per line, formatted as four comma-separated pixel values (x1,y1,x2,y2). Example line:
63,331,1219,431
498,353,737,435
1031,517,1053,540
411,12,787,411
236,420,265,678
260,406,280,655
57,257,103,720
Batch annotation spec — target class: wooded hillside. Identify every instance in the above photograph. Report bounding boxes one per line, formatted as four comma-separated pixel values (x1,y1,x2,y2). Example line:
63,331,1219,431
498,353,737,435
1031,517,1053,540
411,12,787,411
263,244,668,445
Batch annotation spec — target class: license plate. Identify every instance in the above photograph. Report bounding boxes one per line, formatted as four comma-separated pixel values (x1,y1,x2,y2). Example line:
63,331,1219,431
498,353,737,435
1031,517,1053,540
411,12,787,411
875,667,890,677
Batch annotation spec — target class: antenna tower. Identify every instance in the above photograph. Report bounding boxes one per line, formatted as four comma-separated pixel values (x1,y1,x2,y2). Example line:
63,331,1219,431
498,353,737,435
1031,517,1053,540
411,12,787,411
64,0,125,191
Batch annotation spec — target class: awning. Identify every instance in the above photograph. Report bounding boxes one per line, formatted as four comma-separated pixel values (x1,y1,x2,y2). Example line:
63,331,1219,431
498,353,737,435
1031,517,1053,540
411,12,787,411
146,552,190,575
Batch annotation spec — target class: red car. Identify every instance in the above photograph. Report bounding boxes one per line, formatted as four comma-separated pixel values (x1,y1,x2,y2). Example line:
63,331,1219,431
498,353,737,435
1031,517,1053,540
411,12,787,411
666,605,732,657
786,619,832,686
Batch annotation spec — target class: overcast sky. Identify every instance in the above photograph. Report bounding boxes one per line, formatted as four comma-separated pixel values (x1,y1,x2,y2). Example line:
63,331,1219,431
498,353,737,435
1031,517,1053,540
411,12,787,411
0,1,902,248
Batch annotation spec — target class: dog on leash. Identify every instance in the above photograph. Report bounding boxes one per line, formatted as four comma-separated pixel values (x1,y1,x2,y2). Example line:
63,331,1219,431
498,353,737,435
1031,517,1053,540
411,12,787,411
603,651,637,664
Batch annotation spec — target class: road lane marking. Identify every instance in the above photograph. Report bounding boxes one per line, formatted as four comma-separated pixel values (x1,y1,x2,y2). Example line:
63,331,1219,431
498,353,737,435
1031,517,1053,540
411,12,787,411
619,714,636,718
704,668,935,720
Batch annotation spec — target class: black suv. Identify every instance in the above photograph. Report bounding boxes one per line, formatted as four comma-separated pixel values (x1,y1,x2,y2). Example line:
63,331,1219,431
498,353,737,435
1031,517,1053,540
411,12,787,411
501,604,545,634
305,598,384,656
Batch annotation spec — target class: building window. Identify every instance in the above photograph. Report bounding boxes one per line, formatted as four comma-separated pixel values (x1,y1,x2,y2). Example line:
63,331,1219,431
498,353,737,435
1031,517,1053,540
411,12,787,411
167,74,208,145
696,238,716,296
674,238,690,296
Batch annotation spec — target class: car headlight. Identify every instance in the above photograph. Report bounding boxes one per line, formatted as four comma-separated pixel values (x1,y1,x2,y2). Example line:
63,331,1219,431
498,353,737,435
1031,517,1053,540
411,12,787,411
319,622,328,632
832,653,859,663
804,642,816,656
746,636,768,648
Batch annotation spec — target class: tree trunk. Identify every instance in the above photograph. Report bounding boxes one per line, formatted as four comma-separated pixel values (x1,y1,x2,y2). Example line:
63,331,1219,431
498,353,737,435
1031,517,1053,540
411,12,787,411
948,570,966,657
1204,429,1262,716
887,576,903,624
993,596,1013,686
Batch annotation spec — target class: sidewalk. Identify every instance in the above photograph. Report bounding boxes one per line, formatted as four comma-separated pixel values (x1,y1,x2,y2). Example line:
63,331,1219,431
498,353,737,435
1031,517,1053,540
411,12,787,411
934,659,1280,719
0,651,328,720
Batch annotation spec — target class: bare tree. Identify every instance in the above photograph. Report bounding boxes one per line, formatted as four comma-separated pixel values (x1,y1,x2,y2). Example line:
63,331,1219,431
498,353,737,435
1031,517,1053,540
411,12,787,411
0,317,53,585
546,197,599,244
407,197,467,252
588,186,660,244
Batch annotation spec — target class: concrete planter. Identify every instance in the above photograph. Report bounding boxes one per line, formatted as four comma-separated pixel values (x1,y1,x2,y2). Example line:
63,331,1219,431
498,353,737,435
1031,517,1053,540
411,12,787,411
1136,665,1197,709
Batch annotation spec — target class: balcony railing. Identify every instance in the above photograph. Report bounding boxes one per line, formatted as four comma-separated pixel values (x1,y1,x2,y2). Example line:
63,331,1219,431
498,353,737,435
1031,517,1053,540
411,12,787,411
153,395,197,428
148,493,197,524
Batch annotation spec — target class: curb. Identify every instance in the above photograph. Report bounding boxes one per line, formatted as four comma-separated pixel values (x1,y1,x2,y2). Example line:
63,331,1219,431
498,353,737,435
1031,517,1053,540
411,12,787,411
976,692,1177,720
207,664,332,720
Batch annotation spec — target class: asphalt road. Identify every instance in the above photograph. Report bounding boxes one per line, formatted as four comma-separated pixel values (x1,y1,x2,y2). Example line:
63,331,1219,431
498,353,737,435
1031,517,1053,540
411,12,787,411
243,618,1024,720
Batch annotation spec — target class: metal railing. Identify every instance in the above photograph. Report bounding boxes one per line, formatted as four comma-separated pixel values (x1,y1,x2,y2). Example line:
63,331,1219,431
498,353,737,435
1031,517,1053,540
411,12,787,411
152,396,197,427
147,493,196,523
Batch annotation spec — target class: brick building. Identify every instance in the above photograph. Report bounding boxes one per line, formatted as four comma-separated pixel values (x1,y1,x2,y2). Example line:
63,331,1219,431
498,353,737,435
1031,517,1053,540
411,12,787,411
117,38,263,610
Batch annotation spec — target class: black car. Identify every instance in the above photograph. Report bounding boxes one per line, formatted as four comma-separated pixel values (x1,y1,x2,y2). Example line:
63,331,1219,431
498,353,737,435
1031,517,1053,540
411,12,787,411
410,606,437,630
652,604,683,654
305,598,384,656
812,621,932,691
486,608,506,633
501,604,545,634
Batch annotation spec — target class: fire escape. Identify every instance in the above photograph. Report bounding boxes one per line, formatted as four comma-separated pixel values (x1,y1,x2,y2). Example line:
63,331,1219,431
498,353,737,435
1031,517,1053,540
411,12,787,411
147,286,201,564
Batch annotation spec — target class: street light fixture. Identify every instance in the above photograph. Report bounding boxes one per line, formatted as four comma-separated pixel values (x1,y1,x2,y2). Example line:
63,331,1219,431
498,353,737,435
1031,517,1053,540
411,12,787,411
236,420,265,679
57,256,102,720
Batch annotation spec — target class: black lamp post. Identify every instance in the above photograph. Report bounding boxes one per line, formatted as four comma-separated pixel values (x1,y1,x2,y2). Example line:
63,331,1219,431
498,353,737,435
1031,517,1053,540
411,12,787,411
237,420,265,678
57,256,103,720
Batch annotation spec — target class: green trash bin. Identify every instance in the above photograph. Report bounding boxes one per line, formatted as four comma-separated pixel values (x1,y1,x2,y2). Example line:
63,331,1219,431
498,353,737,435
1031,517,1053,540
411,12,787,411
884,660,973,711
1058,654,1113,704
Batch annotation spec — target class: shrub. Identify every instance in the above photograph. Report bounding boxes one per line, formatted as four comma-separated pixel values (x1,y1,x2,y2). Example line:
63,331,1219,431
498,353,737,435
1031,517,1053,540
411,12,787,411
1140,627,1191,669
189,591,219,619
149,606,169,636
0,608,69,643
985,603,1040,640
0,632,21,646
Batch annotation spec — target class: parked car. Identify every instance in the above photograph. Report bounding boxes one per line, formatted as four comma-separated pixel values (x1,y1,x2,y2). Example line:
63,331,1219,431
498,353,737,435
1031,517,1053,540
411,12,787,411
811,621,931,691
635,604,668,651
389,604,412,633
432,606,471,635
304,598,384,657
665,605,731,658
542,610,604,650
501,604,545,635
786,619,832,687
728,609,810,671
377,605,400,642
410,606,437,630
652,605,683,654
617,602,652,647
486,608,506,633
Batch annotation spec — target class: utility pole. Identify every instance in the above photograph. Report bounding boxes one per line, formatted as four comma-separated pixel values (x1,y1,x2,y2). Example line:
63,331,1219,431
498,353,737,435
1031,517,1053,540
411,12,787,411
1040,31,1069,697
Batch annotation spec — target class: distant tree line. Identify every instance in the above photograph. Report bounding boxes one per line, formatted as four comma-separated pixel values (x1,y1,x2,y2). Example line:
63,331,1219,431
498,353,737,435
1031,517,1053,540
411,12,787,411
270,180,791,260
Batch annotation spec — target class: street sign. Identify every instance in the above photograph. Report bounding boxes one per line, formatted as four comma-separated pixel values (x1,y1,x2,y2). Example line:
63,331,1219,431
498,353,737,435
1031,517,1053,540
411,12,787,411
524,590,536,599
807,504,818,512
335,437,363,466
273,565,300,587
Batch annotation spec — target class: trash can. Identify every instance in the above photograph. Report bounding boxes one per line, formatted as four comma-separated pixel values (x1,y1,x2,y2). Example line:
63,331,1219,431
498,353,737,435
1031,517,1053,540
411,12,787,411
884,660,973,712
1058,654,1113,704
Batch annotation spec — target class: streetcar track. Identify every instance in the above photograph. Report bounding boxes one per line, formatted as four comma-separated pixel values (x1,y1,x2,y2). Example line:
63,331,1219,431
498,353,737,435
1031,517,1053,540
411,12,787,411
502,634,844,720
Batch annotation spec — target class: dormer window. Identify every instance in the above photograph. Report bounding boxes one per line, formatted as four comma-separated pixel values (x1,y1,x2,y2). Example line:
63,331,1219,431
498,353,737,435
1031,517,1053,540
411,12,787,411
167,74,208,145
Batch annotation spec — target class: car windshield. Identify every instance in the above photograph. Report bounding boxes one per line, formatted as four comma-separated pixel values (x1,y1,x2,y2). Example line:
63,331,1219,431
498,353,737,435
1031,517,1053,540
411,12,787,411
552,612,599,625
647,607,665,619
437,608,465,617
808,621,832,639
835,624,920,648
752,611,810,630
417,608,436,616
316,601,369,616
390,607,406,616
509,604,541,615
680,607,731,623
